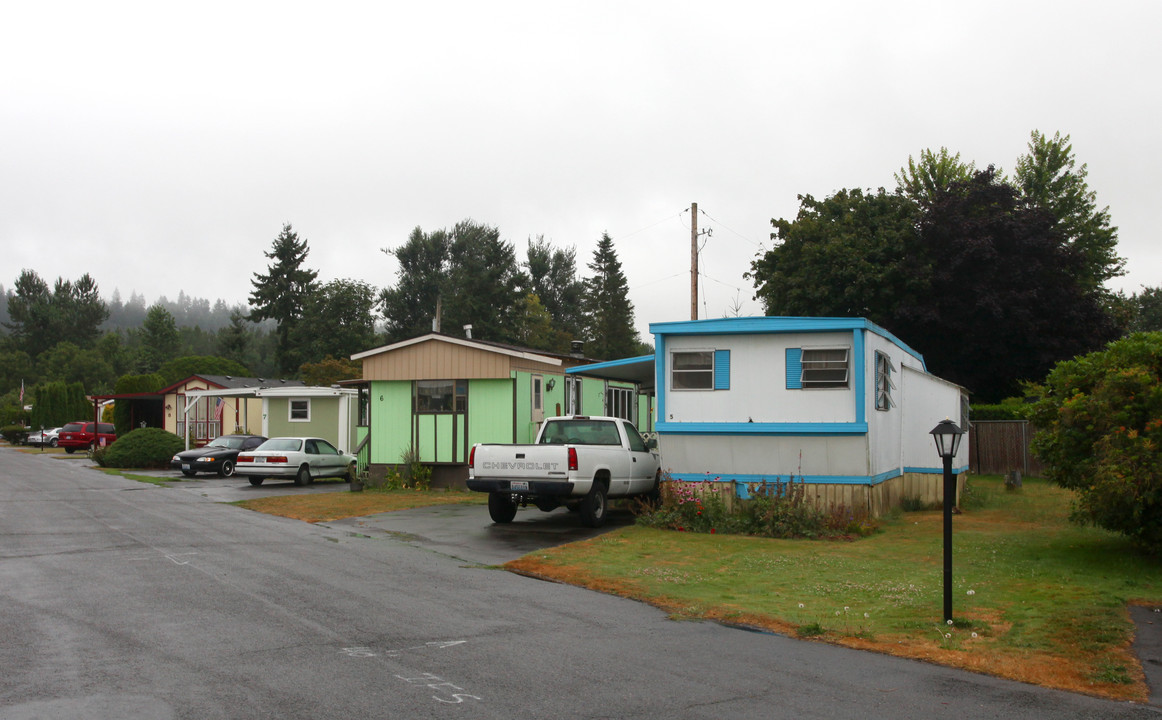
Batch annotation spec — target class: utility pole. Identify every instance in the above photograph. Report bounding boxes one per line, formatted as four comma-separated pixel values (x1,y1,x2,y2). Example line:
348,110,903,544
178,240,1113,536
690,202,710,320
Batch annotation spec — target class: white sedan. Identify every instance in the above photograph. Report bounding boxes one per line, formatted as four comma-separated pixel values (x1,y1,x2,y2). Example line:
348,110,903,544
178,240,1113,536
236,437,357,487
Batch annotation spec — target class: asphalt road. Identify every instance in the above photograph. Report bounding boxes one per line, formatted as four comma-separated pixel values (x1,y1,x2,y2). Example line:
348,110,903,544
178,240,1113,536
2,447,1158,719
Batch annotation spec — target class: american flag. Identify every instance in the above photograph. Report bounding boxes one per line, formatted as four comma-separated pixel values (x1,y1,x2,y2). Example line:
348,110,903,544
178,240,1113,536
213,397,224,423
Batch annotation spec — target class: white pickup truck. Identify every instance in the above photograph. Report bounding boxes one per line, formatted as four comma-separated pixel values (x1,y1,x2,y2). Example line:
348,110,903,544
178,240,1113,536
467,416,660,527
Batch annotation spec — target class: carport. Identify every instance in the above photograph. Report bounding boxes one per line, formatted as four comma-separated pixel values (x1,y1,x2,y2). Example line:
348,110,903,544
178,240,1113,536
566,355,656,428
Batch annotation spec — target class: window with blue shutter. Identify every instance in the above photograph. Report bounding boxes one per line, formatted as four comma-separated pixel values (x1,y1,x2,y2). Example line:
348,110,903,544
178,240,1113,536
786,348,803,389
714,350,730,389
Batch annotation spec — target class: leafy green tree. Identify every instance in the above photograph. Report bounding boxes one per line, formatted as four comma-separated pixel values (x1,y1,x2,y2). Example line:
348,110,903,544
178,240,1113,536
1130,286,1162,333
750,169,1117,401
902,168,1116,400
513,293,558,351
1029,332,1162,551
299,355,362,386
0,350,34,397
1014,130,1124,292
157,356,250,385
139,304,180,372
379,225,450,341
894,147,976,207
379,220,524,344
582,233,641,360
442,221,524,343
293,279,378,364
248,223,319,373
35,342,116,392
525,236,585,340
748,188,922,320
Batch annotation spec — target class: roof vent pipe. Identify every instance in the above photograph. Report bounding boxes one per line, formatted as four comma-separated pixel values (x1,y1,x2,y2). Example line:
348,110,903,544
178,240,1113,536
464,324,473,339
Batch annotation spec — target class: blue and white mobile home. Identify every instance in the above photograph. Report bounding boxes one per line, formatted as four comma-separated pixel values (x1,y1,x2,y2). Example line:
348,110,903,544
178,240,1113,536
652,316,968,515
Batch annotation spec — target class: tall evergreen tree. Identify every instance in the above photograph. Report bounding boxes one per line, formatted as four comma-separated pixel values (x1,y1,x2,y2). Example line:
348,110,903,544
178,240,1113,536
217,310,252,368
4,270,108,357
139,304,180,372
248,223,319,373
582,233,640,360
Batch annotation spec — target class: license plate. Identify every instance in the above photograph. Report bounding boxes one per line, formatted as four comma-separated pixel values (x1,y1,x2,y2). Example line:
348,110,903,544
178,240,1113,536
510,481,529,491
182,464,190,470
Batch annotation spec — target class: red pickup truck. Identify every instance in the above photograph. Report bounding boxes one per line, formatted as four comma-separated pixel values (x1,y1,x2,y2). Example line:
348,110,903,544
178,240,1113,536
58,422,117,453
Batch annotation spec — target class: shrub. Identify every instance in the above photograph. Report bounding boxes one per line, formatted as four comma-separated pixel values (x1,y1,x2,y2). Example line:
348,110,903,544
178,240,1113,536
637,474,876,539
1,424,30,445
99,428,185,469
1029,331,1162,551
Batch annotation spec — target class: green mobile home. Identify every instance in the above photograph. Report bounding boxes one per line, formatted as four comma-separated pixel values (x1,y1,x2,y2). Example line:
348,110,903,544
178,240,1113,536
350,334,651,487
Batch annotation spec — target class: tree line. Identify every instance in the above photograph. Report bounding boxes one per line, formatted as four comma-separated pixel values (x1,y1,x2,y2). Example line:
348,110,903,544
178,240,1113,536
1,220,647,422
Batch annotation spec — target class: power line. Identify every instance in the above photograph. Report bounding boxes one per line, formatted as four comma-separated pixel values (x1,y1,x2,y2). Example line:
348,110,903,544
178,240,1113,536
699,208,766,251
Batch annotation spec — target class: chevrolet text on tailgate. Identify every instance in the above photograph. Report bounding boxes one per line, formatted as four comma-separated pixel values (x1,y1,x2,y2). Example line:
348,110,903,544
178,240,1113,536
467,416,660,527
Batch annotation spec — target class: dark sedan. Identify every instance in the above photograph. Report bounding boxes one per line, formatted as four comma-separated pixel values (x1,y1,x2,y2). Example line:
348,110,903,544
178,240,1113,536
171,434,267,477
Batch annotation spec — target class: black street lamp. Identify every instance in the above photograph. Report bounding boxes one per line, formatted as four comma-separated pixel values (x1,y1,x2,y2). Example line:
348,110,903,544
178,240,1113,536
930,418,965,623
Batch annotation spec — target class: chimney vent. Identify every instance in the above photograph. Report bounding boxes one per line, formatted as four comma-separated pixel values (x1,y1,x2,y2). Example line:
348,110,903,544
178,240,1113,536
464,324,473,339
570,340,584,357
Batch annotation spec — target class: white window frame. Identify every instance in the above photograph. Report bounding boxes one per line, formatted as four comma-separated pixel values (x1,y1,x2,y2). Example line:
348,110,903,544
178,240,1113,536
565,375,582,415
606,385,635,422
532,374,544,423
875,350,896,410
670,350,715,391
800,346,849,389
289,398,311,422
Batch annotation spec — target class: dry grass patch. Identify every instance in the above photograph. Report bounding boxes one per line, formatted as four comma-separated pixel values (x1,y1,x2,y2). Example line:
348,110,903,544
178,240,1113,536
235,489,485,523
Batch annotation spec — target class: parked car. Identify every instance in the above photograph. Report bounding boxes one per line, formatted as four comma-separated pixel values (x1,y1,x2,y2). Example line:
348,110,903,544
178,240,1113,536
57,422,117,453
236,437,356,487
26,427,62,447
170,434,268,477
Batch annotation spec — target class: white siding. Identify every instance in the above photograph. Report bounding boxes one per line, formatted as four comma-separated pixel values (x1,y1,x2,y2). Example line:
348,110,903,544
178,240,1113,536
663,332,855,424
658,434,871,479
900,365,968,471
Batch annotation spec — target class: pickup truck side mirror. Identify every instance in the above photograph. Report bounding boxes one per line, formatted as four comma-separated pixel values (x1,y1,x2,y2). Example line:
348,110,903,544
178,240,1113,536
646,437,658,450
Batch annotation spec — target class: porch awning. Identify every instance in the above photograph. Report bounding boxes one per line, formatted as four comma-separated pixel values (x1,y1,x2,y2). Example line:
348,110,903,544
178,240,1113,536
566,355,656,391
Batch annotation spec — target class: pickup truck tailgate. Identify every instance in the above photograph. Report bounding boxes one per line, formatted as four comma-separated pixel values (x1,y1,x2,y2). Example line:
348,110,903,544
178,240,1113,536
473,445,569,479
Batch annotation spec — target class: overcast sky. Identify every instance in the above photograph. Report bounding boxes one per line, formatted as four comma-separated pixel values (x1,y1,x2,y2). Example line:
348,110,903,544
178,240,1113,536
3,1,1159,344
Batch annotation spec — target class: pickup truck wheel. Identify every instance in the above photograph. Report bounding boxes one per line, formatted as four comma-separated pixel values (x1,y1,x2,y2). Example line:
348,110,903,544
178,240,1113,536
644,471,662,507
65,447,76,454
580,482,608,528
488,492,518,523
248,476,264,486
295,465,312,486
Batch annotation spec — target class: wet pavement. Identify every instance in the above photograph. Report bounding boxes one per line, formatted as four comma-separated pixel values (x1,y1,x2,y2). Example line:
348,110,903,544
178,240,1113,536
322,502,636,566
143,464,635,566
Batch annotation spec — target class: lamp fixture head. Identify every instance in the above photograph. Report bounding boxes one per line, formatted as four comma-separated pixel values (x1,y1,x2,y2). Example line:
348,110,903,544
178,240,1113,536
930,418,964,459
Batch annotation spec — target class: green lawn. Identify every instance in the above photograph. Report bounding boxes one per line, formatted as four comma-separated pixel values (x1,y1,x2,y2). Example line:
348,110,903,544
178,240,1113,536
508,475,1162,701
